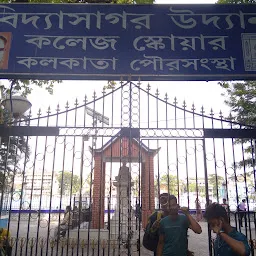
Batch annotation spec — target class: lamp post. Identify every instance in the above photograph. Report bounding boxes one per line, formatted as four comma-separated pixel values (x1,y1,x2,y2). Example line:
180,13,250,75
0,95,32,144
0,95,31,221
2,95,32,119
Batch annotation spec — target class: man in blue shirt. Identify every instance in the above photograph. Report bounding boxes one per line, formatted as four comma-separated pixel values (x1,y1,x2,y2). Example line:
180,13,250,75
156,195,202,256
204,203,251,256
145,193,179,255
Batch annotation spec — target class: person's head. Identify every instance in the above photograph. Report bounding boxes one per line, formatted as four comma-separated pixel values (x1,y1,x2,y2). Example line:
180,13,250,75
159,193,169,210
66,206,71,212
223,198,227,204
160,193,178,215
242,199,246,203
204,203,229,232
122,160,127,166
209,199,212,204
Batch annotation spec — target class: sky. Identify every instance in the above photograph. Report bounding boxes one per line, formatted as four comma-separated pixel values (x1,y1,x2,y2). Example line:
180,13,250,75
27,80,229,118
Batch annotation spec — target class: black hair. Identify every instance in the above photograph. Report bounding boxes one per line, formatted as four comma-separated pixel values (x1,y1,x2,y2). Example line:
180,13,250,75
160,193,177,203
160,193,169,198
204,203,228,222
242,199,246,202
169,194,177,202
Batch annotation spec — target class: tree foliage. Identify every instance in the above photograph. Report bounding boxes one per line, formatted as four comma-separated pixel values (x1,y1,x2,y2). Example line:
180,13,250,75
157,175,209,197
220,81,256,126
208,174,224,198
0,136,30,192
57,171,81,195
156,174,185,196
3,79,61,98
187,182,206,196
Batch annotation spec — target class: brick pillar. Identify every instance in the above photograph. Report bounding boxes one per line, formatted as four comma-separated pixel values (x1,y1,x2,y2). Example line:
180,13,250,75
142,155,155,228
92,155,105,229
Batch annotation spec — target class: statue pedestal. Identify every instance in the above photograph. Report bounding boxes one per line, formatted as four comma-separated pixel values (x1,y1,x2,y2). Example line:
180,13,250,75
110,180,137,242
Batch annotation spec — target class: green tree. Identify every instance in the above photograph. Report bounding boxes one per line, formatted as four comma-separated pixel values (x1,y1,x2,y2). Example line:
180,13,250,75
219,80,256,169
156,174,185,197
208,174,224,198
157,176,206,197
1,80,60,98
0,136,30,192
186,182,206,196
57,171,81,195
83,172,93,194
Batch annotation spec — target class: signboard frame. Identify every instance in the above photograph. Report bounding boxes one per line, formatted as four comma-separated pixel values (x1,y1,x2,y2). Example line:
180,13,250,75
0,3,256,81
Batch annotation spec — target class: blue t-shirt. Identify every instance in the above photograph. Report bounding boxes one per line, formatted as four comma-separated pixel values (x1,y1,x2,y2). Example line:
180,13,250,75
159,214,189,256
214,228,251,256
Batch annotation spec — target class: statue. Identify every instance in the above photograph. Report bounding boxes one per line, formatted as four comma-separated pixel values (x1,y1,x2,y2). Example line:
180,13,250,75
111,161,136,243
115,161,131,183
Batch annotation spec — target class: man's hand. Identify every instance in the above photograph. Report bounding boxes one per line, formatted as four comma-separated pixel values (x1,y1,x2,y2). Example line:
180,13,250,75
187,250,195,256
180,206,189,215
212,219,223,234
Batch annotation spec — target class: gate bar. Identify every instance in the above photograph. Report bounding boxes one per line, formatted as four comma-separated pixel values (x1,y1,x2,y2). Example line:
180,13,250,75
2,127,256,139
204,129,256,139
0,126,59,136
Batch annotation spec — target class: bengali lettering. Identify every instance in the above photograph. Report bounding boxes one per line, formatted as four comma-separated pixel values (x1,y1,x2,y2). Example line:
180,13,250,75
133,35,228,52
25,35,119,51
167,7,256,30
16,57,38,69
0,5,153,30
16,56,117,71
130,55,236,72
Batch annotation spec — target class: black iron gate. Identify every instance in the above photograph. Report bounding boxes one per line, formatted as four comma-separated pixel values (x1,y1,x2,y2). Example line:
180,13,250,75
0,81,255,256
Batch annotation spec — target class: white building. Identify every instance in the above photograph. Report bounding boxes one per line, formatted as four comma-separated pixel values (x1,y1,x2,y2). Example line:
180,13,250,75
14,170,59,196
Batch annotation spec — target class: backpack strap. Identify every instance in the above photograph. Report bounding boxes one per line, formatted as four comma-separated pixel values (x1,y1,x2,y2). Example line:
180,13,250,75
149,211,163,233
156,211,162,221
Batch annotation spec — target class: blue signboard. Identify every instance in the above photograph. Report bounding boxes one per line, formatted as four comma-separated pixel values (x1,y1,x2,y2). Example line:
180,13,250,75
0,4,256,81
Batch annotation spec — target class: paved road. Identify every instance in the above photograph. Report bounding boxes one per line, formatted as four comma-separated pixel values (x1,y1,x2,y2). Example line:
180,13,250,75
5,218,256,256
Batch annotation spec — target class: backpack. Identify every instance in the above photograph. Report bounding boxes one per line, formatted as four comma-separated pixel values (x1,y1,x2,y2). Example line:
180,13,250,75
0,229,12,256
142,211,162,251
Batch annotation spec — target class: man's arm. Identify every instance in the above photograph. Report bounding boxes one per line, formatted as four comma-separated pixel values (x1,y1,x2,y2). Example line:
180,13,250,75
180,207,202,234
61,213,69,225
187,214,202,234
212,220,250,256
219,233,249,256
156,234,164,256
